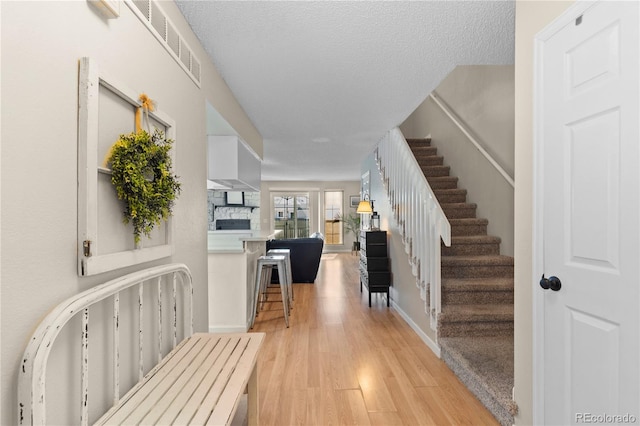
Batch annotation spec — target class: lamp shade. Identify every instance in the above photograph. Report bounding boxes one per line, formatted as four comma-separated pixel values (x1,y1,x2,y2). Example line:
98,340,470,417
356,200,373,214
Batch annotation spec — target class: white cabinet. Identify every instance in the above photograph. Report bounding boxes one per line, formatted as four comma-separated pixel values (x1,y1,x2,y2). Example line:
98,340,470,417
207,136,261,191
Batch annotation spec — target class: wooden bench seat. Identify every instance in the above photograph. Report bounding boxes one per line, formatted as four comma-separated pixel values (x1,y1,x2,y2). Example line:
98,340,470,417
96,333,264,426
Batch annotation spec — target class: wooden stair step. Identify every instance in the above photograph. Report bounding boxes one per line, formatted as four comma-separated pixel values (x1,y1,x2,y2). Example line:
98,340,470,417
441,202,477,219
442,277,513,305
441,255,514,278
426,176,458,189
433,188,467,203
449,218,489,236
420,165,450,177
442,235,501,256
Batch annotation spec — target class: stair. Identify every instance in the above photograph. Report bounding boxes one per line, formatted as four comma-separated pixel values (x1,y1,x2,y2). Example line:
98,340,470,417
407,138,515,426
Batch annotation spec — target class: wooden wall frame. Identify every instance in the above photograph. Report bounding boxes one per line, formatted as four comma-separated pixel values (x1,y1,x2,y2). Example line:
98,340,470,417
78,57,176,276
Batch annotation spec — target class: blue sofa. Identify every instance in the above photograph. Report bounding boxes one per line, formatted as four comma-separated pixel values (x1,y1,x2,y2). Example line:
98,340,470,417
266,236,324,283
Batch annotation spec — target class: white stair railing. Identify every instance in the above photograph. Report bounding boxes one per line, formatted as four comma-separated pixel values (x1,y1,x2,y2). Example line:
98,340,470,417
375,127,451,331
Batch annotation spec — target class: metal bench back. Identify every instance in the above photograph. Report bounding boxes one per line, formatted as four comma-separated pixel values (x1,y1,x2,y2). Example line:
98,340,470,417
17,263,193,426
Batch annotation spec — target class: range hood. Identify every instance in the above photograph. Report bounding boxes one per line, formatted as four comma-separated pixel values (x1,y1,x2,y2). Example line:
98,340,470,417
207,136,261,191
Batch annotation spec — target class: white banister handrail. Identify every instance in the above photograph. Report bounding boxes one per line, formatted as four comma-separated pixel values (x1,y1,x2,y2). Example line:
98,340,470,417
18,263,193,426
429,91,515,188
375,128,451,331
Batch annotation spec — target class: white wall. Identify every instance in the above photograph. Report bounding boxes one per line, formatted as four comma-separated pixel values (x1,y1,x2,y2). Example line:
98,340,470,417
260,181,360,252
361,153,437,345
401,65,515,255
513,1,573,425
0,1,260,424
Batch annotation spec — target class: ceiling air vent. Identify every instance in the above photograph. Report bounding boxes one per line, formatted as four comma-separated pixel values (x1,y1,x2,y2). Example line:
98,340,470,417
128,0,201,87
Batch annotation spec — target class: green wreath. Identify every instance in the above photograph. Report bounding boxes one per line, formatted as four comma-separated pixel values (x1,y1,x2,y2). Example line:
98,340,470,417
108,129,181,243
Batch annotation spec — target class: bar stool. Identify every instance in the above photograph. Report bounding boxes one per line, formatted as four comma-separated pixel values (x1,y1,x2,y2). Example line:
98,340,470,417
267,248,293,309
250,255,289,328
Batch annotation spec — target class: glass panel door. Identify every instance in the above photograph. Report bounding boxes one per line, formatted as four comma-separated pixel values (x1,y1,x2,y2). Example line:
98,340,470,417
324,191,343,245
273,193,309,239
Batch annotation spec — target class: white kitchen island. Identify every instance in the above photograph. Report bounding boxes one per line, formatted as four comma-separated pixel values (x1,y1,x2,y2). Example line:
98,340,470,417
207,230,280,332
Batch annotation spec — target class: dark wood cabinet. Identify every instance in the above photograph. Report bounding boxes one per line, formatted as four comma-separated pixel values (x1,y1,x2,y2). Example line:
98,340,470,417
359,230,390,307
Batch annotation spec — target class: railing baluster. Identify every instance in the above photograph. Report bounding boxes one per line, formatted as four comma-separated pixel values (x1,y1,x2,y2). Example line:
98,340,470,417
187,274,194,337
157,276,162,364
374,128,451,332
81,308,89,426
173,275,177,348
138,283,143,381
429,207,437,328
113,294,120,405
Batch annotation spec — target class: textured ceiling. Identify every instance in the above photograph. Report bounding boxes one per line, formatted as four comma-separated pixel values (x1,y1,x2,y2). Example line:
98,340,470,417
176,1,515,182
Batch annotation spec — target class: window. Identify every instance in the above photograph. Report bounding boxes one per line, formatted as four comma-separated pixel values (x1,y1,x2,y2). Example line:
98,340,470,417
324,191,343,245
273,193,309,239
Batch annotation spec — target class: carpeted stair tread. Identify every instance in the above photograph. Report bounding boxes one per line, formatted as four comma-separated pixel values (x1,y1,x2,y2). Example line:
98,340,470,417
440,336,516,426
415,155,444,166
442,276,513,291
406,138,431,146
443,235,501,256
411,146,439,157
449,235,501,245
441,255,514,279
441,202,477,219
426,176,459,189
442,277,513,305
439,303,513,322
449,218,489,236
449,217,489,225
421,165,450,177
441,255,514,266
433,188,467,203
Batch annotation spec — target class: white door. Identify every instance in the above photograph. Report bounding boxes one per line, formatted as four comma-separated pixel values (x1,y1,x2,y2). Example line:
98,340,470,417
537,1,639,424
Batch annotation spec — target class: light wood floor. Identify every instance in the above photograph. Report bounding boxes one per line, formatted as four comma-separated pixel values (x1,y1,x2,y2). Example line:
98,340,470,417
251,253,499,426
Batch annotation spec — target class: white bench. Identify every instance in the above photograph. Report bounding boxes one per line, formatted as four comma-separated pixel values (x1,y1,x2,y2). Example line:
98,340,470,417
17,263,264,426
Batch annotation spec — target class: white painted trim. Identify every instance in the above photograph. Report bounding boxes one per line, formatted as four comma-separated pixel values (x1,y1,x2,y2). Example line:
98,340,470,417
532,2,599,423
78,58,176,276
391,300,441,358
429,92,515,188
208,325,248,333
88,0,120,18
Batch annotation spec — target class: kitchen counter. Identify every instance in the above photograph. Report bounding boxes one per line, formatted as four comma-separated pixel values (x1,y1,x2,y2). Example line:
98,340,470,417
207,230,280,332
207,230,280,253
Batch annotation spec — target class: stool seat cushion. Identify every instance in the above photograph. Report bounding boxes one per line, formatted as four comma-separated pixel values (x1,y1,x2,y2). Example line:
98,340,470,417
266,237,324,283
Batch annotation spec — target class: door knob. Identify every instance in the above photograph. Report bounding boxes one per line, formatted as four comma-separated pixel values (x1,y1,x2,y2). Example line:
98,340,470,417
540,274,561,291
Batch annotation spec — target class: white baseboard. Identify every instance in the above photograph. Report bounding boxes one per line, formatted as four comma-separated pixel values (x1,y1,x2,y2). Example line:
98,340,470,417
208,325,248,333
391,300,441,358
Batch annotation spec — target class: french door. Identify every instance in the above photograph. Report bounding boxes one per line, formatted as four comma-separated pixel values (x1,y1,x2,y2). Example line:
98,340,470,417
272,193,309,239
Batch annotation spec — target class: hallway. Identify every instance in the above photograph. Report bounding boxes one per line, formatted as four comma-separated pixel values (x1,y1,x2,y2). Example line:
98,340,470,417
250,253,499,425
